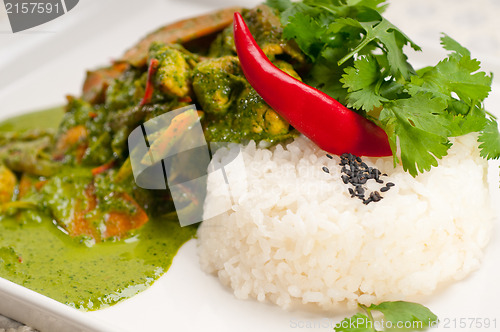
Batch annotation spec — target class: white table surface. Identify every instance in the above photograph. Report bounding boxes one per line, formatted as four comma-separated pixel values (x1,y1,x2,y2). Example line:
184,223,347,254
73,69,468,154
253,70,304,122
0,0,499,331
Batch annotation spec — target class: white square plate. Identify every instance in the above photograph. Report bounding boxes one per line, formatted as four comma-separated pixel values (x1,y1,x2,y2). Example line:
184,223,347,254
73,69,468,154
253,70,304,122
0,1,499,331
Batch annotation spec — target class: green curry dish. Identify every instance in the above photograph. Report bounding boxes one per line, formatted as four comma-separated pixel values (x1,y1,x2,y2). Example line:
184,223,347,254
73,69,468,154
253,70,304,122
0,4,304,246
193,56,297,143
0,5,312,311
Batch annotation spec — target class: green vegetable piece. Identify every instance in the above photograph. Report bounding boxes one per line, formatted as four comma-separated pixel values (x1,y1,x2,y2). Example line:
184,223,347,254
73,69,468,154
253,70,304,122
0,136,60,177
407,53,492,107
266,0,500,175
380,93,453,176
478,119,500,159
335,301,437,332
341,55,388,111
336,17,420,80
265,0,293,12
440,33,470,57
369,301,438,330
282,12,328,62
306,48,350,103
335,313,376,332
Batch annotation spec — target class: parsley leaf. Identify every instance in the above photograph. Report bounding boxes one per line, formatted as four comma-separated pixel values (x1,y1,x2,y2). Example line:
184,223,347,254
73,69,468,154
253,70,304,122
307,50,350,103
282,12,332,61
380,94,452,176
440,33,470,57
334,301,437,332
369,301,438,329
270,0,500,175
479,119,500,159
341,55,388,111
448,104,487,136
265,0,293,12
336,17,420,80
407,52,492,107
335,313,376,332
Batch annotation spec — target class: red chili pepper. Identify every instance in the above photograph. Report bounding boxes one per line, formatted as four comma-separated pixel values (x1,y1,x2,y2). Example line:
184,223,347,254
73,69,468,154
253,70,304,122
233,12,392,157
91,160,115,176
139,58,160,107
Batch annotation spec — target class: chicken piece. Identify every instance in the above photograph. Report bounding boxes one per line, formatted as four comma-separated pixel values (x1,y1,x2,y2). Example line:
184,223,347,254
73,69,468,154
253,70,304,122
192,56,245,114
236,88,289,136
149,44,193,98
0,165,16,203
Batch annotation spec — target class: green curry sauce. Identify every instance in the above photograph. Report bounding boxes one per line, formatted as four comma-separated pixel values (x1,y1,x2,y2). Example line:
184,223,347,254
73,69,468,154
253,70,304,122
0,108,196,310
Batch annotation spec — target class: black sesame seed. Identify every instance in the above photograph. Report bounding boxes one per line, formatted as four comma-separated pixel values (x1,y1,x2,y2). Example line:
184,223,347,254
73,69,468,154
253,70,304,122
386,182,395,187
322,166,330,173
338,153,394,206
371,191,382,202
326,154,333,159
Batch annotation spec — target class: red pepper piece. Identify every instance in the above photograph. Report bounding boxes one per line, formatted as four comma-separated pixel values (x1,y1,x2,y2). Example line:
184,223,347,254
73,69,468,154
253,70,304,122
140,58,160,107
91,160,115,176
233,12,392,157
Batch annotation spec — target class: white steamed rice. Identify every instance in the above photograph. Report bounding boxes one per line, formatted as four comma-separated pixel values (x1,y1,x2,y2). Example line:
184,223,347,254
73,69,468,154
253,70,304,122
197,133,493,310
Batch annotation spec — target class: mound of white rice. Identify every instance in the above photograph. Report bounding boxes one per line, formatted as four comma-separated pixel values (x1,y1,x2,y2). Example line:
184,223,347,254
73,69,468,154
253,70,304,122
197,134,493,310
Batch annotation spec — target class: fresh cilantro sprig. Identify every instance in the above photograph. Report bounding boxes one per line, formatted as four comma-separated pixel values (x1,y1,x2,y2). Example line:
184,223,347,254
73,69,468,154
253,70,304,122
335,301,438,332
267,0,500,176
